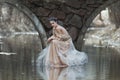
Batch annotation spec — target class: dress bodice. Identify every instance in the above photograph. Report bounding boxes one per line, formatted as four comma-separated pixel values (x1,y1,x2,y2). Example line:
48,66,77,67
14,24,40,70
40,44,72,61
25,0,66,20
53,27,71,41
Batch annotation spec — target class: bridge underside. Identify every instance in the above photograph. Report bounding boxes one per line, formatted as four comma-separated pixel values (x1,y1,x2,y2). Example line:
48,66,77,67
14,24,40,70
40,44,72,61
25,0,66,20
0,0,119,50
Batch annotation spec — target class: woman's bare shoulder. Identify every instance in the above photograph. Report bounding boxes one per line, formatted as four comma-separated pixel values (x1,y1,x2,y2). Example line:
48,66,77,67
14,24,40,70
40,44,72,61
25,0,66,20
57,26,68,34
57,26,66,31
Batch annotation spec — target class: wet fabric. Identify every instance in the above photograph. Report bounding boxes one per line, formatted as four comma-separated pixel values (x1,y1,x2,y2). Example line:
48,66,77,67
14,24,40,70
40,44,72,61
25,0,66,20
36,26,88,67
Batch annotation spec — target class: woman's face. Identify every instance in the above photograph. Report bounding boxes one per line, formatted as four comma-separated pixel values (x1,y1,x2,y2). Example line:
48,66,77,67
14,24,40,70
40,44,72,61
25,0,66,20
50,21,57,28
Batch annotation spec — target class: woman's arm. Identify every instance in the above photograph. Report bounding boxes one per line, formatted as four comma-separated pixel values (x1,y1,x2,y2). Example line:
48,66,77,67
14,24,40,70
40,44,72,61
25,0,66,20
47,35,55,43
57,26,71,41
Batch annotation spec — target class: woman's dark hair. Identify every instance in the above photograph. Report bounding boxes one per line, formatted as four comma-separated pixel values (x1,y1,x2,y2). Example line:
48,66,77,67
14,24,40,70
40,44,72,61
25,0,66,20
48,17,58,23
48,17,64,26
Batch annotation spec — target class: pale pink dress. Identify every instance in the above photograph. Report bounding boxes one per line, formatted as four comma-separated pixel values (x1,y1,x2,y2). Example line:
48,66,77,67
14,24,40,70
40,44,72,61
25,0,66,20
36,26,88,67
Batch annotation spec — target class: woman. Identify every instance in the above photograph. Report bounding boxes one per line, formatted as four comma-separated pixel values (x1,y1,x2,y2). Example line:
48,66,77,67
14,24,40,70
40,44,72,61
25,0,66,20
36,17,88,67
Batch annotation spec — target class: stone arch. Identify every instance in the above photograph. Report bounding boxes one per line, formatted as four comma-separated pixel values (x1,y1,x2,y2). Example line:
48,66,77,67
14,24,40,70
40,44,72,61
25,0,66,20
76,0,119,50
0,1,47,49
84,0,119,28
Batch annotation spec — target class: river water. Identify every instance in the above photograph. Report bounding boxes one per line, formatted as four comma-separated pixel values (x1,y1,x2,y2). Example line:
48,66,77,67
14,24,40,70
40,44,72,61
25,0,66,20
82,46,120,80
0,35,120,80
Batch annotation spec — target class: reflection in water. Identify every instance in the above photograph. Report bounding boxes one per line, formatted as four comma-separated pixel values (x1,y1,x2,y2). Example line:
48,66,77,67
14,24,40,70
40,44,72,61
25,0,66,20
0,52,16,55
37,66,86,80
36,46,120,80
0,34,41,80
83,46,120,80
0,2,43,80
0,35,120,80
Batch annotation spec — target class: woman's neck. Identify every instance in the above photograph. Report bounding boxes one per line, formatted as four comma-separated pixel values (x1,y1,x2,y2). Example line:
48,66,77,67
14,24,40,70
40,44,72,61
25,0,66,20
53,25,58,29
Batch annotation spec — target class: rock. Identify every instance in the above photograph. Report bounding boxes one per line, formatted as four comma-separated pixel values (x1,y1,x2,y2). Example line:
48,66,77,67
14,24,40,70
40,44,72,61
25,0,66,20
68,14,82,28
47,30,53,37
30,1,43,7
61,4,72,14
76,32,84,50
29,0,40,2
87,4,100,8
41,17,51,28
43,3,58,9
70,8,87,16
34,7,51,17
49,10,66,20
78,9,87,16
68,26,79,41
65,14,73,23
49,1,62,5
86,0,95,4
65,0,81,8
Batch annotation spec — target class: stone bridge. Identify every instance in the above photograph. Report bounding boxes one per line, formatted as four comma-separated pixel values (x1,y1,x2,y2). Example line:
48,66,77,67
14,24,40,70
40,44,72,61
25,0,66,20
0,0,119,50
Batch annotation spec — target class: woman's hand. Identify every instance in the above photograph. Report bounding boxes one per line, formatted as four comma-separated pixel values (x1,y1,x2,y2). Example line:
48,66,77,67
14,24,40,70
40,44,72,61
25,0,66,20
47,36,54,43
47,38,52,43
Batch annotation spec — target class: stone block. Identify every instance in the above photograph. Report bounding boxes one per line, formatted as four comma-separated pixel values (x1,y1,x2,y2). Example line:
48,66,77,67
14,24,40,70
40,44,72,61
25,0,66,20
30,1,43,7
65,0,81,8
68,14,82,28
76,33,84,49
68,26,79,41
49,1,62,6
70,8,87,16
65,14,73,23
86,0,95,4
86,7,95,14
43,3,58,9
29,0,40,2
87,4,100,8
61,4,72,14
78,9,87,16
49,10,66,20
41,17,51,29
34,7,51,17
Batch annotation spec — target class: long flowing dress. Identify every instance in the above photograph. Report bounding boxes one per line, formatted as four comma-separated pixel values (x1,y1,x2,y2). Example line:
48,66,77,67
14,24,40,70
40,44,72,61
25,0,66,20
36,26,88,67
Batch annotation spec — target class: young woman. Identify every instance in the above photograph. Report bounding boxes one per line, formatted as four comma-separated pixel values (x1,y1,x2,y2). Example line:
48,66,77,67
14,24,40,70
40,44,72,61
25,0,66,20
36,17,88,67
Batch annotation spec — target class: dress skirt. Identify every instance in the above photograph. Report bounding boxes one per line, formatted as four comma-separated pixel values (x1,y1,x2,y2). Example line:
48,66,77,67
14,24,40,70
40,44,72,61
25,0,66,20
36,38,88,67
